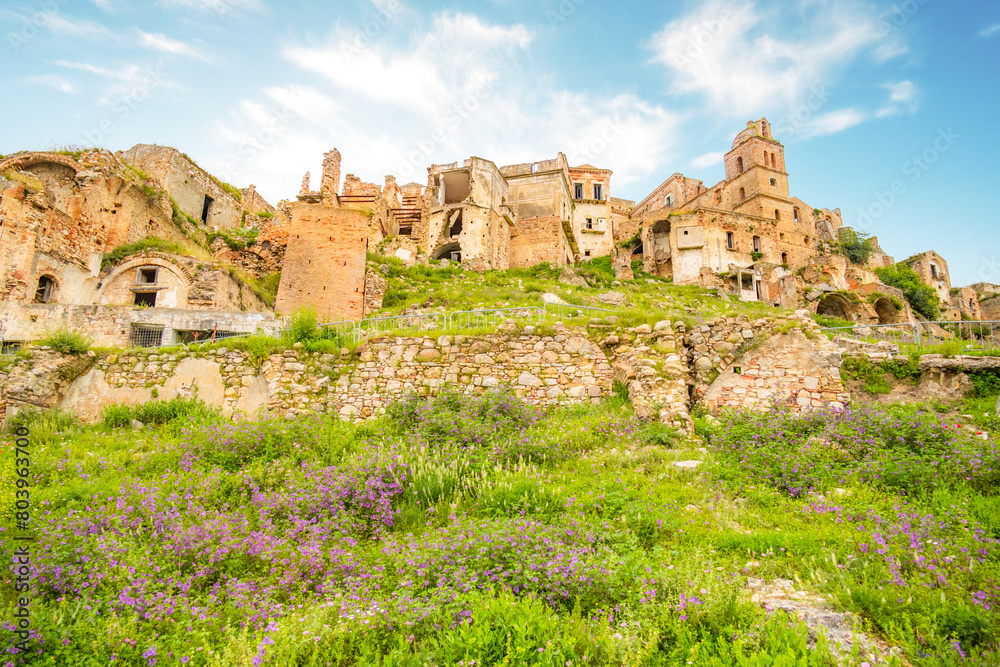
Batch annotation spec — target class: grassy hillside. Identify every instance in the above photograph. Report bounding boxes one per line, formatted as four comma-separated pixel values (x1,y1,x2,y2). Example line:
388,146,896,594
2,388,998,666
367,255,785,325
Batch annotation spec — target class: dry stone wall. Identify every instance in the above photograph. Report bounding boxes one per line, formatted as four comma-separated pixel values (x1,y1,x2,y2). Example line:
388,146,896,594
44,330,614,423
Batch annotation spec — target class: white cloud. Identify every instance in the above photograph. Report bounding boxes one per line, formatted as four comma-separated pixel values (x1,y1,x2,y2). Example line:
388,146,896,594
52,59,180,105
283,11,531,117
875,80,918,117
794,108,868,139
26,74,76,94
138,31,208,61
981,23,1000,38
91,0,113,9
205,11,678,202
157,0,265,14
647,0,903,118
690,152,724,170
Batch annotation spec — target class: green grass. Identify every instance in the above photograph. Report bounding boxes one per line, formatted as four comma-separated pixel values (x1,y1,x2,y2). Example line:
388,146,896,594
367,252,791,330
36,327,92,355
100,238,186,271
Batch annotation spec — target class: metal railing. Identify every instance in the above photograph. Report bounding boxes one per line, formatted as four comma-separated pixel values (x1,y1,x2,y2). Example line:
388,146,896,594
448,306,543,330
542,302,616,320
9,301,631,352
358,312,447,338
821,320,1000,353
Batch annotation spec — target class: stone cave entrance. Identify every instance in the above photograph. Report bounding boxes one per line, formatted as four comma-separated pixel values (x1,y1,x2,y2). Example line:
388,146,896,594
816,294,854,321
433,242,462,263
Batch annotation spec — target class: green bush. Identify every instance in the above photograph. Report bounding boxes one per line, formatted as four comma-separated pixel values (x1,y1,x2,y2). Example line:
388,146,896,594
968,371,1000,398
286,306,320,343
837,228,874,265
101,238,184,270
875,263,941,320
101,397,217,428
37,327,91,355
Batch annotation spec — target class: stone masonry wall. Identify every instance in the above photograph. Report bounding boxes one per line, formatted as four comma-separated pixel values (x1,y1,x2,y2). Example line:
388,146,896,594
47,329,614,423
274,203,369,321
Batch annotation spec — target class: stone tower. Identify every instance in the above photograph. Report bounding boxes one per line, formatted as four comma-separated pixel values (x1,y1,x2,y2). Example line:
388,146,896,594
724,118,792,221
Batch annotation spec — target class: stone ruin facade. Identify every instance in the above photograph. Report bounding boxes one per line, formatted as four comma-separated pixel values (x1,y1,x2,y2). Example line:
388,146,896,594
0,118,984,353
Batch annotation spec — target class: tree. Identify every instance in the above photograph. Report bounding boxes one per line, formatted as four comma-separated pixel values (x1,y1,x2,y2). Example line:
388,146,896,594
837,229,874,265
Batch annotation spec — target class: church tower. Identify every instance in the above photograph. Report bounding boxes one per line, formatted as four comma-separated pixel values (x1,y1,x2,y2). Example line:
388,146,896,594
723,118,793,222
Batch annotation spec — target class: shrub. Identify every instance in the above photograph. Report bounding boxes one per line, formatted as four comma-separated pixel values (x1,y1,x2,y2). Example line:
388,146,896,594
875,263,941,320
101,397,216,428
286,306,320,343
837,228,874,265
101,238,184,270
968,371,1000,398
37,327,91,355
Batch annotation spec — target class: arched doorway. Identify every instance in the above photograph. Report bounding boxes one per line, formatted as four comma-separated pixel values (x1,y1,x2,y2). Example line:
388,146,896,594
816,294,854,321
874,297,901,324
432,242,462,263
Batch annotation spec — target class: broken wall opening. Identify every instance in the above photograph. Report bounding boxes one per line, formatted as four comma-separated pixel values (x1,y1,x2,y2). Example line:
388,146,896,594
433,242,463,262
442,171,471,205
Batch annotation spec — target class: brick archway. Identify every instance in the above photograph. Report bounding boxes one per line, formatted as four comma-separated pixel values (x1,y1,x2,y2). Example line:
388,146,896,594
96,254,194,306
0,152,83,176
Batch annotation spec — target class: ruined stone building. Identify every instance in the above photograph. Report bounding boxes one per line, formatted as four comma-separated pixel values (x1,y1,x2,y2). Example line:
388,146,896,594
0,117,986,350
0,149,279,348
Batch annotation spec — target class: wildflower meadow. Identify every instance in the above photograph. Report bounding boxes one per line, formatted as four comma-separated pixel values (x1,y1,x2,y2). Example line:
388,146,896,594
1,389,998,665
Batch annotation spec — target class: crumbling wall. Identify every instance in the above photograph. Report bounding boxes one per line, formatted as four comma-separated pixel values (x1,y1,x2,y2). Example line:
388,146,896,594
49,330,614,422
119,144,244,230
509,216,567,268
699,314,849,412
275,203,369,321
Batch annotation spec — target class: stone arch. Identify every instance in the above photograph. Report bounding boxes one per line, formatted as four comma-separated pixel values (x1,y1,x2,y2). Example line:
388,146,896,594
816,294,856,321
874,297,902,324
631,241,644,257
736,157,744,174
0,152,83,176
431,241,462,262
96,254,195,307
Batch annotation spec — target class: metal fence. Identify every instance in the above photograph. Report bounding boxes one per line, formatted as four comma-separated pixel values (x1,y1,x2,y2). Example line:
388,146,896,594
358,312,447,339
7,302,629,352
448,306,543,330
821,320,1000,353
542,302,617,320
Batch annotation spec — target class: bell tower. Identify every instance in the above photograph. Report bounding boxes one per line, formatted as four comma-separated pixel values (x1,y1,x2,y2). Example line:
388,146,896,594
724,118,791,218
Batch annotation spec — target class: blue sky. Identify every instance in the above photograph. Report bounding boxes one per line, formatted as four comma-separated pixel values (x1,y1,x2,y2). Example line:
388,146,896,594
2,0,998,286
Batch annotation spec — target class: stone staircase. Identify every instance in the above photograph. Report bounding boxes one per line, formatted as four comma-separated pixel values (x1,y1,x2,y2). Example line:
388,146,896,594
391,193,422,237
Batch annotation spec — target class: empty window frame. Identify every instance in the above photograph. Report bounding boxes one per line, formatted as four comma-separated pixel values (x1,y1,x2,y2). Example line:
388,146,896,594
34,276,55,303
726,232,735,250
585,217,594,230
136,267,159,285
134,292,157,307
574,183,583,199
593,184,603,200
737,157,744,174
770,178,777,186
753,236,761,252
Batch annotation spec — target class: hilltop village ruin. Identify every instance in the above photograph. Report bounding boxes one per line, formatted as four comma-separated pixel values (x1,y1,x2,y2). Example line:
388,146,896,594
0,118,996,349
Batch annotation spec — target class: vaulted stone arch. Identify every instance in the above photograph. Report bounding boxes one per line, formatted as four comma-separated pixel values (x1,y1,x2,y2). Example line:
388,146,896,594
0,152,84,176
